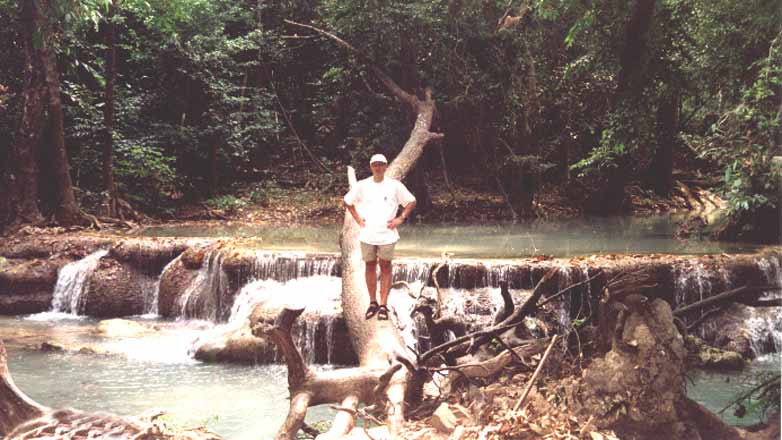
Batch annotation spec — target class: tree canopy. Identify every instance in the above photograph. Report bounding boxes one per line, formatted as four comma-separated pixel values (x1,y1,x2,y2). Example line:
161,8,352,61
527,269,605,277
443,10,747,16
0,0,779,240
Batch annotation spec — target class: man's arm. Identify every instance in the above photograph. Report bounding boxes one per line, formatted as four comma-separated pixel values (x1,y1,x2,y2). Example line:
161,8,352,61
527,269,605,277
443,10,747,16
344,202,366,228
388,201,415,229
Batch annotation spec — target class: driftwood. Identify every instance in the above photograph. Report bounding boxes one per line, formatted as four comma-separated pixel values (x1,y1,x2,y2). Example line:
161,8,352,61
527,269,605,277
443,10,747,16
513,334,558,412
466,267,558,354
673,285,780,316
251,307,401,440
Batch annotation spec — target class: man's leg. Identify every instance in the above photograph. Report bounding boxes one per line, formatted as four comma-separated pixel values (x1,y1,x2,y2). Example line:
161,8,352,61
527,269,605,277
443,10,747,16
378,259,392,306
365,260,378,303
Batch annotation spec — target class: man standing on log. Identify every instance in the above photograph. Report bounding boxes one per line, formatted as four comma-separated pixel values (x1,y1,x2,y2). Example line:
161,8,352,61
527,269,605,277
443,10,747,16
344,154,416,320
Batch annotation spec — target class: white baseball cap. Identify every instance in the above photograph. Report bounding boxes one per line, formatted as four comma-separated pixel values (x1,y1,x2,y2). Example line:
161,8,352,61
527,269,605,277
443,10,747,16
369,154,388,165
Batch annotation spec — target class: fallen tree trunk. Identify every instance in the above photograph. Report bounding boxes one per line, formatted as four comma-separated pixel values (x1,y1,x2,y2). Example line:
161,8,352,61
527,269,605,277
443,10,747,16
673,285,780,316
268,20,443,439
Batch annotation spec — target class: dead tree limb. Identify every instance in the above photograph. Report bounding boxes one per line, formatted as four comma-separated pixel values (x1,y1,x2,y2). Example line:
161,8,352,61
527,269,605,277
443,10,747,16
467,267,558,353
673,285,779,316
0,340,47,436
252,308,403,440
513,334,558,412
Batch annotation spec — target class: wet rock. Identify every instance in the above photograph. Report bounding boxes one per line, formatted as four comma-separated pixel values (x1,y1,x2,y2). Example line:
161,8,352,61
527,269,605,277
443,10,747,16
0,258,70,314
685,335,745,371
158,257,200,317
698,303,779,358
0,234,112,260
181,246,207,269
95,319,152,338
196,301,357,365
108,237,200,275
40,341,64,352
565,299,690,439
193,323,274,364
82,258,154,317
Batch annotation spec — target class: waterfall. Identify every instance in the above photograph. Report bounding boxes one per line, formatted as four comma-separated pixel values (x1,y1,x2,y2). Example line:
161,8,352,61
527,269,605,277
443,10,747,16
747,253,782,355
143,254,183,316
221,276,343,364
393,260,432,284
178,250,229,321
249,252,337,282
50,250,109,315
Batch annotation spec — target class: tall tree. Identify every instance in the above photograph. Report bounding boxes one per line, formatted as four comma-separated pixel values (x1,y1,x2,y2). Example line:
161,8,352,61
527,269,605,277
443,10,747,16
37,0,83,225
7,0,47,225
102,0,118,216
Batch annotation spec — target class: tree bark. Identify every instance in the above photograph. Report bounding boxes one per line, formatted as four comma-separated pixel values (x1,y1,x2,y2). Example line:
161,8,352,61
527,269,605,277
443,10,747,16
7,0,47,225
0,341,47,436
616,0,656,96
284,19,444,437
102,0,118,216
651,86,678,195
37,0,83,225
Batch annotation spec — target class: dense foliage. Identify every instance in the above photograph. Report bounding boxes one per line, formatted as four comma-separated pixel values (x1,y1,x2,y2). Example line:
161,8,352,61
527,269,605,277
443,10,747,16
0,0,778,239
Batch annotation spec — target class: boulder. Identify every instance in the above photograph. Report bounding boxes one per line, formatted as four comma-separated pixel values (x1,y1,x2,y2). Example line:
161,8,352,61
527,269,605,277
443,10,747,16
82,258,154,317
193,323,275,364
0,258,70,314
699,303,780,358
685,335,745,371
158,256,200,318
95,319,153,338
195,300,357,365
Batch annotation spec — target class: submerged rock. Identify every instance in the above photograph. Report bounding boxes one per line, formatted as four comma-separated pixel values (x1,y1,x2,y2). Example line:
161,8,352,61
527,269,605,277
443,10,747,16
95,318,154,338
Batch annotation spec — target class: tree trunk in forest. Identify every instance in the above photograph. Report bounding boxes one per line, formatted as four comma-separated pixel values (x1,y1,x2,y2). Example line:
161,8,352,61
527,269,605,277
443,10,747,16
617,0,656,96
7,1,47,225
651,87,678,195
37,0,84,225
588,0,655,215
208,140,219,194
102,1,117,217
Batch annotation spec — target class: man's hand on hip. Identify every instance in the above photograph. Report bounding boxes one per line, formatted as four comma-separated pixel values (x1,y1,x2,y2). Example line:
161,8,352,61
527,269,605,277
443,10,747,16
387,217,404,230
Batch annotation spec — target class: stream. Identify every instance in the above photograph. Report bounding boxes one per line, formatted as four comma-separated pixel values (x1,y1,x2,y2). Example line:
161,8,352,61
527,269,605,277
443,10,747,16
1,215,779,437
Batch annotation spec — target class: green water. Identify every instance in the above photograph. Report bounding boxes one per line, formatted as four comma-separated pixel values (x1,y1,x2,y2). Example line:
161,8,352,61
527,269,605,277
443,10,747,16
2,316,334,439
687,355,782,426
135,215,763,258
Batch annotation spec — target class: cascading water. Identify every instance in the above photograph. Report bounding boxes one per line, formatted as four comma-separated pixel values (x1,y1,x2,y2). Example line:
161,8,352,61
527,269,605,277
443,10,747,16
143,254,183,317
194,276,344,364
178,250,229,321
249,252,337,282
746,253,782,355
50,250,109,315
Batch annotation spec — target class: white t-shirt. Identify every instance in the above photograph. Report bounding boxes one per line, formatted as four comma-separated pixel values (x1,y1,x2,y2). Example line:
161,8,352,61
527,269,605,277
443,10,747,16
343,177,416,245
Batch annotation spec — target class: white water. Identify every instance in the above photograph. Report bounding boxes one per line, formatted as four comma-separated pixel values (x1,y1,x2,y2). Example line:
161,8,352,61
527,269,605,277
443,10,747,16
49,250,109,316
747,254,782,355
142,254,183,317
178,250,228,321
192,276,344,364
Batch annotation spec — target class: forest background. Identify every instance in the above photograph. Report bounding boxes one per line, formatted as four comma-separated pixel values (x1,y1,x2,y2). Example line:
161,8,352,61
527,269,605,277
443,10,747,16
0,0,779,242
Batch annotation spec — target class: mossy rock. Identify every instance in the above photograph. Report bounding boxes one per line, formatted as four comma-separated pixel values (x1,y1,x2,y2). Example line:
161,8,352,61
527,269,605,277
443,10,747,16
686,335,745,371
